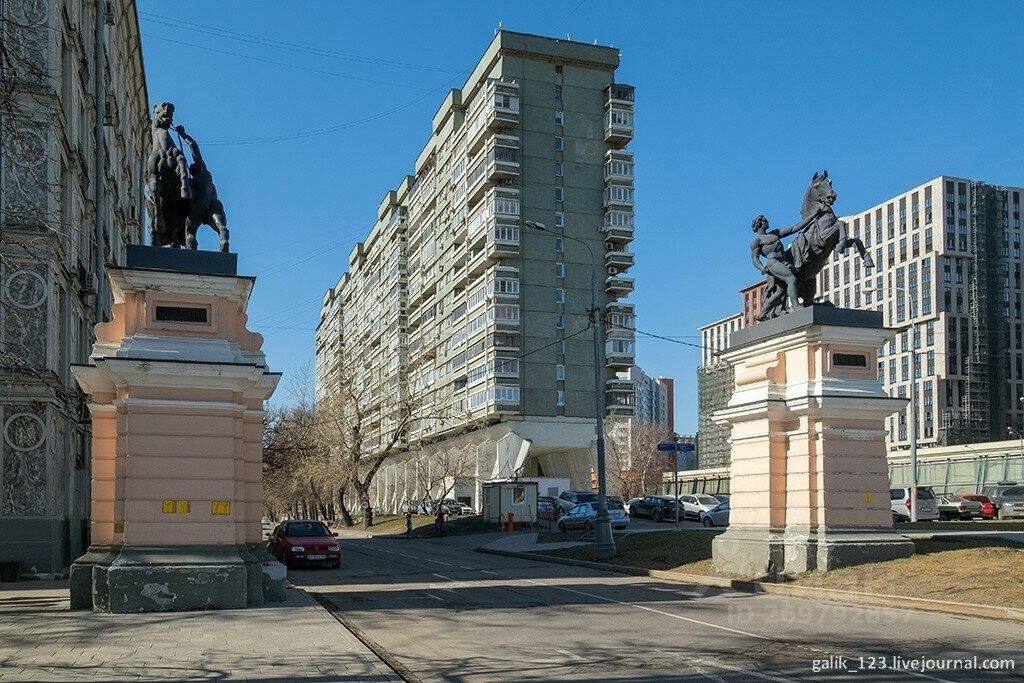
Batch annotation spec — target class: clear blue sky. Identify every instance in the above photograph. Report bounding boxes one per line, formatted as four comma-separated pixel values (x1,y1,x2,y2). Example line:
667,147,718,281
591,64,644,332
137,1,1023,432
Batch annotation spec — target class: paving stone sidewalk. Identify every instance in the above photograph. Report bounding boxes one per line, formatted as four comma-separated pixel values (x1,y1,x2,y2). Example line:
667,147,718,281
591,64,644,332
0,581,400,682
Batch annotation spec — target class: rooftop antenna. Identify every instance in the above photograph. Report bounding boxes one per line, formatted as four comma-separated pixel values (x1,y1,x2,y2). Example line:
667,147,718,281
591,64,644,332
566,33,572,41
495,20,502,35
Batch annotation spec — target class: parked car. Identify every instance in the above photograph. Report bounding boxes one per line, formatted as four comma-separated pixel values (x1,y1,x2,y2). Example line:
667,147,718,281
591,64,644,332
889,486,939,521
892,510,911,524
439,499,463,516
936,494,984,520
267,520,340,569
624,498,643,515
537,496,558,520
458,503,475,515
556,490,598,515
993,485,1024,519
557,502,629,532
679,494,722,520
699,500,729,527
957,493,996,519
628,495,685,522
980,481,1022,516
710,494,730,505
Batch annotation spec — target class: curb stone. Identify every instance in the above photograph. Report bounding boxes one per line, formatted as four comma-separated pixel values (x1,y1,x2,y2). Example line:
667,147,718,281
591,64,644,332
477,546,1024,624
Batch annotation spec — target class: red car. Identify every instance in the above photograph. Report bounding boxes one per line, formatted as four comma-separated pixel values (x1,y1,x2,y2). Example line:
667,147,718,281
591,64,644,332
958,493,996,519
268,520,341,568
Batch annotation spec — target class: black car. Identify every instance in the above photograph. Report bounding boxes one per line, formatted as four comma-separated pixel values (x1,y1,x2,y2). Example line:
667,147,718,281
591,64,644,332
628,495,684,522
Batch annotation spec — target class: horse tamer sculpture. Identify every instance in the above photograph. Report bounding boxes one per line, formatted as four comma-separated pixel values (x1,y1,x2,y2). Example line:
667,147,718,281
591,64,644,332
145,102,229,251
751,170,874,321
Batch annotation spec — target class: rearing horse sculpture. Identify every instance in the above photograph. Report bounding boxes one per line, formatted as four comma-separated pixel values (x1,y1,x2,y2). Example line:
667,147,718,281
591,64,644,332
758,170,875,320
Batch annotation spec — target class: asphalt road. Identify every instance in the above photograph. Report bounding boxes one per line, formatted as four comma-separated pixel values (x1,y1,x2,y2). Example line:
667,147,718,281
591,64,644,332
292,533,1024,682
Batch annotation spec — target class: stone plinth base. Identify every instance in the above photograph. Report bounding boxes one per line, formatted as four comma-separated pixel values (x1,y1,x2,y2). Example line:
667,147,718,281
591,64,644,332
712,306,912,577
713,526,914,577
71,544,286,613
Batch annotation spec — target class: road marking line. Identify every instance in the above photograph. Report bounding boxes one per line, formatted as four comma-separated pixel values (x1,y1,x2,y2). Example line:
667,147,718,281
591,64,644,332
480,570,498,576
424,593,444,602
557,649,583,663
523,578,769,641
431,573,454,582
689,656,791,683
424,559,454,566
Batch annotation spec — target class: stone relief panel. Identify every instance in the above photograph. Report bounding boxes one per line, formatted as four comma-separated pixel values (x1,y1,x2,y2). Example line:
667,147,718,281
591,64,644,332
1,121,50,230
1,263,49,370
1,404,48,517
4,0,49,88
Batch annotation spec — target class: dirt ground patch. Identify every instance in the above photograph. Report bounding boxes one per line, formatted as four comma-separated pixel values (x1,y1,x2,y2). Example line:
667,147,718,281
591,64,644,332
537,531,1024,608
353,514,496,537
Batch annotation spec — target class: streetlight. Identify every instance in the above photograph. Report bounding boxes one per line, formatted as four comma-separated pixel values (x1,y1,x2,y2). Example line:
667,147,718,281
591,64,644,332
524,220,615,560
866,285,920,522
1008,425,1023,461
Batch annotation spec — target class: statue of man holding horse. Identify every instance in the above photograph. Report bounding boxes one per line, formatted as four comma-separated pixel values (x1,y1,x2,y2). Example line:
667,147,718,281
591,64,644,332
144,102,229,251
753,170,875,321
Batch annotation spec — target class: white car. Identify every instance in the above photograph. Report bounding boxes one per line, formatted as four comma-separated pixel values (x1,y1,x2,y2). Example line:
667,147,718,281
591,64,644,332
458,503,475,515
889,487,939,521
679,494,722,520
699,501,729,527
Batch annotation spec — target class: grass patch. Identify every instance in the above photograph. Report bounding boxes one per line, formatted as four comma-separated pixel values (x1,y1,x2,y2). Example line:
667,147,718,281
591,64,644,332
537,530,1024,608
535,530,633,544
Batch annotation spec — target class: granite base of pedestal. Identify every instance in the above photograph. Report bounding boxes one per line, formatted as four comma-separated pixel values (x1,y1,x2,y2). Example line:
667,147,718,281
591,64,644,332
70,544,286,613
712,526,915,577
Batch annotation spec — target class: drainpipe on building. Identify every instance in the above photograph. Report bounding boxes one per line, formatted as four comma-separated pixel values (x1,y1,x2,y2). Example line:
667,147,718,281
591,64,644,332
93,0,107,319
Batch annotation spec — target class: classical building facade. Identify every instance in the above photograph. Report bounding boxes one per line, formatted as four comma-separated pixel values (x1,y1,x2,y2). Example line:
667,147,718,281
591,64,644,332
0,0,147,574
316,31,635,510
819,176,1024,450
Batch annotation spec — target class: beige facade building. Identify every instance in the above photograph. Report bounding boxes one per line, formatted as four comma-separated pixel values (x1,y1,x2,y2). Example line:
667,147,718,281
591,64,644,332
316,31,635,509
0,0,148,574
819,176,1024,450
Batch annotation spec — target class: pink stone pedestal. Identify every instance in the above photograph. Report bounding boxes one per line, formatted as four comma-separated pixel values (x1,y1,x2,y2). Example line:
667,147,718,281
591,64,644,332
711,307,914,577
69,247,283,612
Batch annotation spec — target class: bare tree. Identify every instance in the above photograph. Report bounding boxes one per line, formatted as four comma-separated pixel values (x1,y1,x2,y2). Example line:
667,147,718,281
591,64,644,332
606,420,673,501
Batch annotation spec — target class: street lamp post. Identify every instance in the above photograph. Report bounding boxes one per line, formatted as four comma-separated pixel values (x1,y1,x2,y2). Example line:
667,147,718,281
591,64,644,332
525,221,615,560
867,285,919,522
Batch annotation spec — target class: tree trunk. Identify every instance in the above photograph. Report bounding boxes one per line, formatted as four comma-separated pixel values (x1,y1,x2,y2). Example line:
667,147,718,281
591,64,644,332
337,489,354,527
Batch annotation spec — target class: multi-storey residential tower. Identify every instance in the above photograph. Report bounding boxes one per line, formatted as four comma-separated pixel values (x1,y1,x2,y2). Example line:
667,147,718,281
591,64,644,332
695,313,744,469
0,0,148,574
316,31,636,509
819,176,1024,450
630,366,672,432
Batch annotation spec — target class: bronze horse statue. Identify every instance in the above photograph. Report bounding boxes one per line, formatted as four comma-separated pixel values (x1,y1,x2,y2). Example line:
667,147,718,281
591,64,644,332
759,170,874,320
144,102,230,251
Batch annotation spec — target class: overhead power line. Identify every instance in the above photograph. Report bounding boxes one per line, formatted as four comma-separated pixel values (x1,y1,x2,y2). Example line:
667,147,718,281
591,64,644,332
143,34,434,91
139,12,464,74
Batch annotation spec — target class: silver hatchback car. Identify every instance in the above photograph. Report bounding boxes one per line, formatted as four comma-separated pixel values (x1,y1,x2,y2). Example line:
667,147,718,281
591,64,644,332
558,502,629,532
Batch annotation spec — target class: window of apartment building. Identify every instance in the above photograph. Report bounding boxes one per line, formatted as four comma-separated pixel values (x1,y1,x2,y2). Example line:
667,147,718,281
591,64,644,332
823,268,830,290
901,356,910,381
554,162,563,177
555,263,565,278
1015,233,1021,259
555,339,564,355
490,304,519,321
554,111,564,126
491,278,519,295
555,288,565,303
556,364,565,380
912,233,920,257
899,238,907,261
889,358,897,383
555,238,564,253
924,228,933,251
842,262,850,284
554,187,564,202
555,211,564,227
554,136,563,151
555,314,564,329
943,258,952,283
1017,264,1022,290
555,84,562,100
956,289,964,313
556,390,565,406
926,321,935,346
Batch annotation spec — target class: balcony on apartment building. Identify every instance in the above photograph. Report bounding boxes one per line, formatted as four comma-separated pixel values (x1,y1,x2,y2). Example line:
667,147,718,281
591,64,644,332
467,225,520,276
466,77,520,153
605,272,635,296
604,83,635,147
603,208,635,245
605,332,636,368
605,249,634,270
606,377,637,416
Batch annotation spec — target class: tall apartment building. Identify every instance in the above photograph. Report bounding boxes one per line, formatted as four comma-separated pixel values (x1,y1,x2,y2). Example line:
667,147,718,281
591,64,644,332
819,176,1024,450
0,1,148,574
695,312,744,469
315,31,635,510
629,366,672,432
